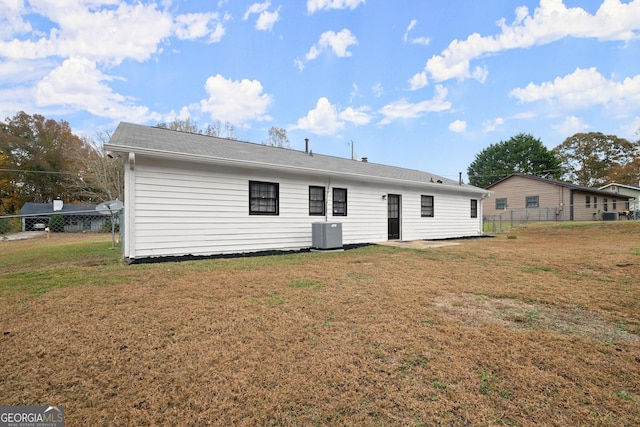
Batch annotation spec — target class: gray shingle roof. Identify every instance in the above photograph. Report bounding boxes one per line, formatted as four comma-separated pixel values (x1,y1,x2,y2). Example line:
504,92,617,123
19,202,97,216
488,173,633,198
106,122,488,194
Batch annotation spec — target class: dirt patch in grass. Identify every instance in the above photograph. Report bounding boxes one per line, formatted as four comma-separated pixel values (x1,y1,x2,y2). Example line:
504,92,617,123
434,293,639,344
1,223,639,426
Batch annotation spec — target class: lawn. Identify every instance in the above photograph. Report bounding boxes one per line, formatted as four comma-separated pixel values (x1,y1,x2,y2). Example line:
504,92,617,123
1,223,639,426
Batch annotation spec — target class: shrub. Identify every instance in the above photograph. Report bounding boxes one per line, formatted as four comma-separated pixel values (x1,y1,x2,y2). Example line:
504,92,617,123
48,214,64,233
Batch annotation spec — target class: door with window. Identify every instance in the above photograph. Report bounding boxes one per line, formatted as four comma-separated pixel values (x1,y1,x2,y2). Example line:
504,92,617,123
387,194,401,240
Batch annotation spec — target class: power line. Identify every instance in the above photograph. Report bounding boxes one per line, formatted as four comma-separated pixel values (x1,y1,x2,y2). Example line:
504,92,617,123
0,169,74,175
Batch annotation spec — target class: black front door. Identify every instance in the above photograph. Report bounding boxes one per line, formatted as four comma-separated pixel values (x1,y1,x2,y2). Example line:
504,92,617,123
387,194,400,240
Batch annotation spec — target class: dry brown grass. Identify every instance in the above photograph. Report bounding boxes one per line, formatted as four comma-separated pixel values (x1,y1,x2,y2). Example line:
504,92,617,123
1,222,639,426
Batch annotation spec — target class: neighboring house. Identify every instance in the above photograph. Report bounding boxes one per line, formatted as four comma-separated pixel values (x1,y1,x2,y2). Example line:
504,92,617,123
599,183,640,214
484,174,632,221
105,122,491,262
19,200,106,232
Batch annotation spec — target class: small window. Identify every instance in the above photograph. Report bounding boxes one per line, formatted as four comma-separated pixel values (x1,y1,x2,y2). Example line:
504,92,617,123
249,181,279,215
470,199,478,218
421,195,434,217
603,198,608,212
613,200,617,210
309,186,326,216
495,198,507,210
586,195,591,208
332,188,347,216
526,196,539,208
594,196,598,209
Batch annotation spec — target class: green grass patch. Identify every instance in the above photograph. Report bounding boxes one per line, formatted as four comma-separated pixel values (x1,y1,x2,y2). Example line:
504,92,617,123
616,390,636,402
266,292,285,307
0,237,125,298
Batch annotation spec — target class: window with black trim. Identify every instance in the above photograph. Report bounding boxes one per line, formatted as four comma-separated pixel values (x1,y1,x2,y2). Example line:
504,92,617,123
526,196,539,208
604,198,608,212
421,195,434,217
249,181,279,215
470,199,478,218
594,196,598,209
309,186,326,216
495,198,507,209
586,195,591,208
613,200,617,210
332,188,347,216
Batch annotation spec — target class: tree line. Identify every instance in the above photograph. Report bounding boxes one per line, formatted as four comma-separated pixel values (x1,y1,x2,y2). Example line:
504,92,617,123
467,132,640,189
1,111,637,215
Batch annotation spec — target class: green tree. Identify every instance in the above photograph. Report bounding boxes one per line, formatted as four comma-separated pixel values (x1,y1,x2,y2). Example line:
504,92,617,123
0,111,91,213
604,157,640,186
263,126,290,148
553,132,640,187
467,133,561,188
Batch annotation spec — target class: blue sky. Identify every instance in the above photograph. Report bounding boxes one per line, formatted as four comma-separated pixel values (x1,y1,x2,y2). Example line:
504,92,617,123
1,0,639,181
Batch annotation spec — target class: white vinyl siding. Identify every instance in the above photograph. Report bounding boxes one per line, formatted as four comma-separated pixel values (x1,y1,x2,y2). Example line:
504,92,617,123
124,156,485,259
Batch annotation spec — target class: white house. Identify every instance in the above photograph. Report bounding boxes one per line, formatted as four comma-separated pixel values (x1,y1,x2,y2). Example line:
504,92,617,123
105,122,490,262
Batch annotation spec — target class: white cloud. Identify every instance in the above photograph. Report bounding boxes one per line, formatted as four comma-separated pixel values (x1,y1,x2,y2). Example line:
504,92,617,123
291,97,372,135
291,97,344,135
0,0,32,39
174,12,227,43
403,19,431,46
318,29,358,57
297,28,358,69
0,2,175,65
200,74,273,126
449,120,467,132
307,0,365,14
378,85,451,125
510,67,640,108
552,115,590,135
409,71,428,90
340,106,372,125
482,117,505,133
0,2,228,65
244,2,281,31
34,57,160,123
244,1,271,19
255,8,281,31
419,0,640,83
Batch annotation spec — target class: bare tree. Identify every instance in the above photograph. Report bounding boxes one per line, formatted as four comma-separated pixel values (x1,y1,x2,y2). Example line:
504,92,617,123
73,131,124,203
263,126,290,148
158,118,237,140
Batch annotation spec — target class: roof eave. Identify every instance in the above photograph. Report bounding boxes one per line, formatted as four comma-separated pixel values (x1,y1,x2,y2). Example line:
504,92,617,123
105,144,490,196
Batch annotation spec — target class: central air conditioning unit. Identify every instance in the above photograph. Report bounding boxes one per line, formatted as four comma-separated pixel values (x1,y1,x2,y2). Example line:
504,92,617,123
312,222,343,250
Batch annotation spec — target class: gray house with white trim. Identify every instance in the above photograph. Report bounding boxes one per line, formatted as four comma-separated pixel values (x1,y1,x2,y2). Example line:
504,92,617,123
106,122,490,262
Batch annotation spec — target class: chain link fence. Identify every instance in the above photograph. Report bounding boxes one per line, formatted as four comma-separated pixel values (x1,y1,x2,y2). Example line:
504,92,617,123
483,204,638,234
1,210,122,246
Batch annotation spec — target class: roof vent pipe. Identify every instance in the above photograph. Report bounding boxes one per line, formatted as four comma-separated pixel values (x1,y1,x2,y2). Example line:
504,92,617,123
361,157,368,162
459,172,462,185
305,138,309,154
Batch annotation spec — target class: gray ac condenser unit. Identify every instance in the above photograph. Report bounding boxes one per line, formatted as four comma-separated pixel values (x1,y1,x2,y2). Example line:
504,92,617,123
312,222,343,249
